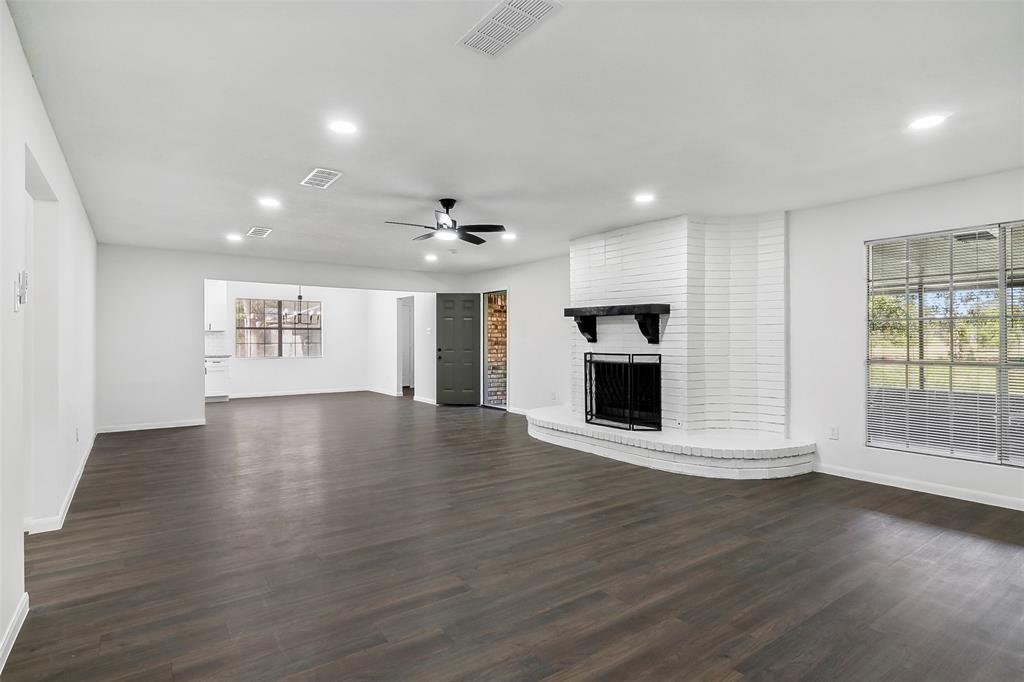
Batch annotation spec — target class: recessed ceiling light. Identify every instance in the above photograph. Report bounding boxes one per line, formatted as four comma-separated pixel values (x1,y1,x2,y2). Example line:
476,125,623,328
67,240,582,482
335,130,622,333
258,196,281,208
502,233,517,241
436,230,458,241
424,253,438,262
328,120,358,134
226,233,243,242
908,114,950,130
634,193,655,203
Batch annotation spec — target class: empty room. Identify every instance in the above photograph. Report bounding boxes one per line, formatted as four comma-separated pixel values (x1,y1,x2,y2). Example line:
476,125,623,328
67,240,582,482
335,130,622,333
0,1,1022,680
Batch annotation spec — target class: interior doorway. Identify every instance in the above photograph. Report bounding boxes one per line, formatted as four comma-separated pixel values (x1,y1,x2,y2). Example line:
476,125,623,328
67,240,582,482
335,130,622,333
484,290,507,409
397,296,415,397
436,293,481,405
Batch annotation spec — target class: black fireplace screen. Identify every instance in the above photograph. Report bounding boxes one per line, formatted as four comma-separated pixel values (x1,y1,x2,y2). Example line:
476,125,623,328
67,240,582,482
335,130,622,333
584,353,661,431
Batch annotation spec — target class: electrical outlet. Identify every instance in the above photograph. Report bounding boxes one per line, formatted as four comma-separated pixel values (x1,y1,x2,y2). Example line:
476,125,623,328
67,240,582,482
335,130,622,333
550,392,557,401
828,425,840,440
75,427,80,444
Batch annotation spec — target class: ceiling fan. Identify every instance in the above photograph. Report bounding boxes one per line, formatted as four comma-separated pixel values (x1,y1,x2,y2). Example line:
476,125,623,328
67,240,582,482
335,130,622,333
385,198,506,245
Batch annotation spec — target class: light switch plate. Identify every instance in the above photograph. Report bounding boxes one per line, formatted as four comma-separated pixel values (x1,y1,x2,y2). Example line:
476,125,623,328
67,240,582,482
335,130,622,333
828,425,840,440
14,270,29,311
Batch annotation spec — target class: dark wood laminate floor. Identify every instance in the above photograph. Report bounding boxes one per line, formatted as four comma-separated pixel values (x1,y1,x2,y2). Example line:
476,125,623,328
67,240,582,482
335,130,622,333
5,392,1023,681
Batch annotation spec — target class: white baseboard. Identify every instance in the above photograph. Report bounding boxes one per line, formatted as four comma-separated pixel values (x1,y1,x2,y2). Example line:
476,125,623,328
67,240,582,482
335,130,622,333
816,463,1024,511
24,433,95,534
0,592,29,674
98,418,206,433
367,388,403,398
507,406,528,415
413,396,436,406
229,387,365,399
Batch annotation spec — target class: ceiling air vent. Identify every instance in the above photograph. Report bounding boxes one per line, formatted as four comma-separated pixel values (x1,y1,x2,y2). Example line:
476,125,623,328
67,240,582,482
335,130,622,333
246,226,273,238
459,0,562,57
300,167,342,189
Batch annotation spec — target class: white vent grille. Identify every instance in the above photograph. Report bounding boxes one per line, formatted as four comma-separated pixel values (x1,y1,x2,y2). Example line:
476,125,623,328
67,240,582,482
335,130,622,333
300,168,342,189
460,0,562,57
246,226,273,238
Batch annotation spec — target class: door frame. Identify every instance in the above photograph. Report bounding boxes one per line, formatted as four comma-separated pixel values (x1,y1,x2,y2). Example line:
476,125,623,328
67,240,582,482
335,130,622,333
396,295,415,391
481,289,509,411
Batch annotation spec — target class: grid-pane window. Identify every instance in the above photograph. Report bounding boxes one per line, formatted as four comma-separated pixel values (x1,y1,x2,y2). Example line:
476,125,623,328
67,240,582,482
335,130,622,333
866,221,1023,466
235,298,322,358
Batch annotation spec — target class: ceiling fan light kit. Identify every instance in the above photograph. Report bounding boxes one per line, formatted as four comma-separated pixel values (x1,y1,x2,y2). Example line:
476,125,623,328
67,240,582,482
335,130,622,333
384,198,507,246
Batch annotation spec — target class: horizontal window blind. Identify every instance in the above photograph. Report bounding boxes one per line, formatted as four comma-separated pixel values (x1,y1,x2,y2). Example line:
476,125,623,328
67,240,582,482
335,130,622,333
866,221,1023,466
1006,223,1024,466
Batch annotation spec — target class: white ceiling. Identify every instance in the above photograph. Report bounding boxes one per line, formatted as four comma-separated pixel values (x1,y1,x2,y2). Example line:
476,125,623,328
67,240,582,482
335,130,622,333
9,1,1024,273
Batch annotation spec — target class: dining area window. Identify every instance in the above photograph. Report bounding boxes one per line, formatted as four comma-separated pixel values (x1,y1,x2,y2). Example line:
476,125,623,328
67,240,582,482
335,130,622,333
234,298,322,358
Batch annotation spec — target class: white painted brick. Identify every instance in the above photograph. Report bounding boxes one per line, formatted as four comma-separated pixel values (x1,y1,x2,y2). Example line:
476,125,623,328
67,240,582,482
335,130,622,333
568,213,788,434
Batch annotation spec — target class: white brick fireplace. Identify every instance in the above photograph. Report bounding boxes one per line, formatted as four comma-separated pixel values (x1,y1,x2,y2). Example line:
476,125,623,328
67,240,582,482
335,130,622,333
528,213,815,479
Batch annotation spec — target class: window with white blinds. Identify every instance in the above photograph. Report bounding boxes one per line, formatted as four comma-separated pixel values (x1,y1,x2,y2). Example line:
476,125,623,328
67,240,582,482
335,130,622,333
866,221,1024,467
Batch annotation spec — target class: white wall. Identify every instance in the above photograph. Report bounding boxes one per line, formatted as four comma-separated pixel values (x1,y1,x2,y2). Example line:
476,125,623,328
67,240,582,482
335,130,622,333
0,0,97,669
96,245,461,431
398,296,414,388
224,281,369,398
412,292,436,405
466,256,570,414
790,168,1024,510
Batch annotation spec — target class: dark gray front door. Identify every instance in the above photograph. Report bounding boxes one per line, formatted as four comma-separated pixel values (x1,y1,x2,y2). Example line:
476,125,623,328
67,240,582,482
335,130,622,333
437,293,480,405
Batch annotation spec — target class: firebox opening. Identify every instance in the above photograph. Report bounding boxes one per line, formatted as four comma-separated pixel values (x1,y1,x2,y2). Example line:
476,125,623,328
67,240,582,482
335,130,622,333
585,353,661,431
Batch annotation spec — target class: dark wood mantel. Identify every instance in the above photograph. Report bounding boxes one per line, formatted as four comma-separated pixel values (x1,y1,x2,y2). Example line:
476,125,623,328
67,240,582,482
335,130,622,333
563,304,670,344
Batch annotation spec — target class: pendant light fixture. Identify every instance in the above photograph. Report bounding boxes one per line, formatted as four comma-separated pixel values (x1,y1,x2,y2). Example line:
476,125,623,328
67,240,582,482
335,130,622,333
295,284,309,325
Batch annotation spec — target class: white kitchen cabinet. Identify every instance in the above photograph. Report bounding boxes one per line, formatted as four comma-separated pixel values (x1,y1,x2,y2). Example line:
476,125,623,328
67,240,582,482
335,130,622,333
204,279,228,331
205,358,229,399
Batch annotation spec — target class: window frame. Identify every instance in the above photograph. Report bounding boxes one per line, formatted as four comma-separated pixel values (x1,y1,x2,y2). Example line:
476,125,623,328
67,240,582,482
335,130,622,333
865,220,1023,468
234,297,323,359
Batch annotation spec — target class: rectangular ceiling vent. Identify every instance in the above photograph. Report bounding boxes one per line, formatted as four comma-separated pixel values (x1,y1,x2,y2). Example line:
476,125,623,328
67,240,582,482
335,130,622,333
300,167,342,189
460,0,562,57
246,226,273,238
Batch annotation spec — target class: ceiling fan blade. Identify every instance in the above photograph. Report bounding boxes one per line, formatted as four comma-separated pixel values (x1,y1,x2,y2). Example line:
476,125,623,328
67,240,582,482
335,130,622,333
385,221,435,229
457,232,486,245
459,224,506,233
412,232,435,241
